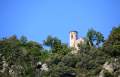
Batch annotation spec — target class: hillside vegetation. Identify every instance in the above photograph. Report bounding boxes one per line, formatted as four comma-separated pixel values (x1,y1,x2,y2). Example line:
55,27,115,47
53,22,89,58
0,26,120,77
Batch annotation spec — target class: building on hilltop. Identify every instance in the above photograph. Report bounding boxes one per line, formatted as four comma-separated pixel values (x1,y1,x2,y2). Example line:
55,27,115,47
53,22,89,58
69,31,84,53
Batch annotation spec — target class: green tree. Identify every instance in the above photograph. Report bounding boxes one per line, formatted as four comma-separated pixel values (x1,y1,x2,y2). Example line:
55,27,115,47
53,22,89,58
20,35,28,45
0,35,39,77
104,26,120,57
43,35,69,54
86,28,104,47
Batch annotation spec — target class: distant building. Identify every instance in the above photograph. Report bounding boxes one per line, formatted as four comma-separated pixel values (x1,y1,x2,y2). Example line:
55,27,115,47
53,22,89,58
69,31,84,52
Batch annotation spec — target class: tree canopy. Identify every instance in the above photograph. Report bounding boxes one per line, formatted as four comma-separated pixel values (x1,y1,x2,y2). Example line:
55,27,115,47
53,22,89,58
0,26,120,77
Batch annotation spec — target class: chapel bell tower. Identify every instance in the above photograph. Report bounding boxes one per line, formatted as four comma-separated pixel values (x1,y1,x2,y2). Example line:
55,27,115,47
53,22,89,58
69,31,78,48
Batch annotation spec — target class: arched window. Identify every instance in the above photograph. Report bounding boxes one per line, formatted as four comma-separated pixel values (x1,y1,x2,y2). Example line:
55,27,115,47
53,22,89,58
71,34,73,39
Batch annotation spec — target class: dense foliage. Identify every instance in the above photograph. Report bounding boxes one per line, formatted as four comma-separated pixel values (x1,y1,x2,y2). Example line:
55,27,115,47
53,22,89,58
0,26,120,77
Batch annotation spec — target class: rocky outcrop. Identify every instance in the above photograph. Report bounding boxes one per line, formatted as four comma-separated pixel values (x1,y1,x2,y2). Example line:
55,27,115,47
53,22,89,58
99,58,120,77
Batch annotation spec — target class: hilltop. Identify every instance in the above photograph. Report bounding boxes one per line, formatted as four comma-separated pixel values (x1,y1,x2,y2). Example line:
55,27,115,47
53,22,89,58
0,26,120,77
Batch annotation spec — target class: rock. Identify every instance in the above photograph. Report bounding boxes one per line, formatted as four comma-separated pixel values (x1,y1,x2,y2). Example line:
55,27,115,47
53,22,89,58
41,63,48,71
99,61,114,77
99,70,104,77
103,62,113,73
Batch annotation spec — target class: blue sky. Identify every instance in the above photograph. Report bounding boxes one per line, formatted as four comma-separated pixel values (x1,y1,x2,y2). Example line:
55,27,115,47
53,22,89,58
0,0,120,44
